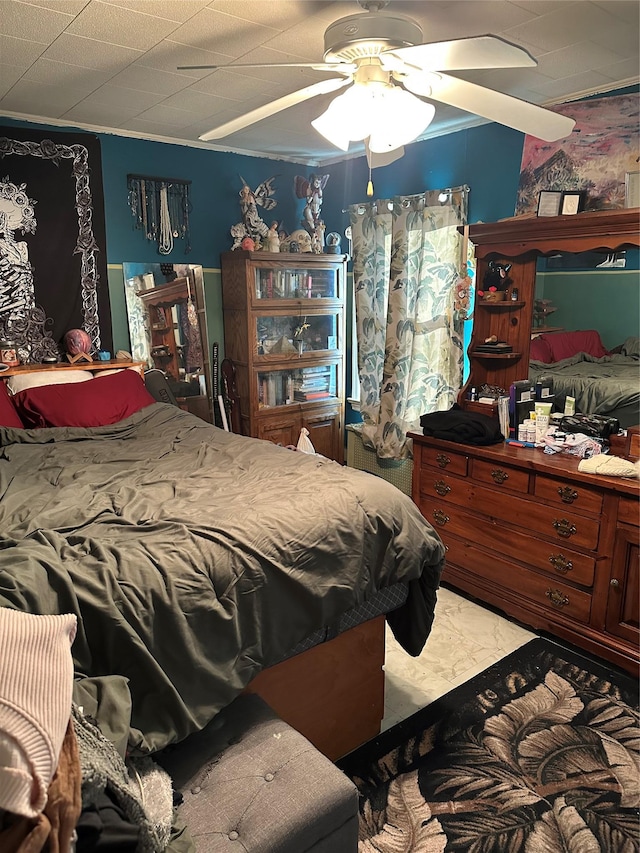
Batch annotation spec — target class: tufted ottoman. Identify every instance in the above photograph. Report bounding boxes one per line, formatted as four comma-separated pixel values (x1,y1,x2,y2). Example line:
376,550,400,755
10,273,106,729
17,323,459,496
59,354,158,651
159,694,359,852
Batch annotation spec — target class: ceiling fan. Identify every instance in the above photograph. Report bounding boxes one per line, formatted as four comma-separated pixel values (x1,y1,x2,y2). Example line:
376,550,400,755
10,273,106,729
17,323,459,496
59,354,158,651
180,1,575,160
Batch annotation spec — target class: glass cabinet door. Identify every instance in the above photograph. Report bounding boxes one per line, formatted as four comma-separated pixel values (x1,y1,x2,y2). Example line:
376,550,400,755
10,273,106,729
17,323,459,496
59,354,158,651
254,266,339,300
254,313,339,356
257,364,338,408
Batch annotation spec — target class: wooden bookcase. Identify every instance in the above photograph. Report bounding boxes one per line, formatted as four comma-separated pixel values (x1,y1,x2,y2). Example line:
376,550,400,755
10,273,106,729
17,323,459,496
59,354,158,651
221,250,348,463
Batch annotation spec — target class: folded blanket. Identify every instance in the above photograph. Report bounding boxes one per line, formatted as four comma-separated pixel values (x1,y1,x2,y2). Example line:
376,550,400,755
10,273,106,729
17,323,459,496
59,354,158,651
578,455,640,478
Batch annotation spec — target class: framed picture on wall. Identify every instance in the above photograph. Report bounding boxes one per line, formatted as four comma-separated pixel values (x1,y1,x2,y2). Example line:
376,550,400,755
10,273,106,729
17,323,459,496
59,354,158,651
625,171,640,208
537,190,562,217
560,191,585,215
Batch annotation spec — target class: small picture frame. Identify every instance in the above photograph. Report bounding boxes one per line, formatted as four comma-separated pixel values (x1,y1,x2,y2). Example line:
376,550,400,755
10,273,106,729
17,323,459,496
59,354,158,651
537,190,562,217
560,191,584,215
625,171,640,209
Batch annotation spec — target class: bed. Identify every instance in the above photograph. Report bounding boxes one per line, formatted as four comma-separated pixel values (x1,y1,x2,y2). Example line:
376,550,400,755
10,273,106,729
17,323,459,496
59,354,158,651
529,331,640,429
0,364,445,762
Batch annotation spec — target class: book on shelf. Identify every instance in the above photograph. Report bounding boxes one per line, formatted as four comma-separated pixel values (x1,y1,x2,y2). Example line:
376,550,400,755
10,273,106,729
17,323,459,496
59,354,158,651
294,390,332,401
474,341,513,353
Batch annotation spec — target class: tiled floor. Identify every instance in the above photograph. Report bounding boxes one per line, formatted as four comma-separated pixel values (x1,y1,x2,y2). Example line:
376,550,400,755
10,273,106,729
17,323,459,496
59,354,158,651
381,585,538,731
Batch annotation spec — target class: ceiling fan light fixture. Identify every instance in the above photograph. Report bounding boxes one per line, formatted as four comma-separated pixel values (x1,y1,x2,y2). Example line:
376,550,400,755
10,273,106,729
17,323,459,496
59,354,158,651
313,78,434,153
368,88,435,152
311,106,351,151
312,81,380,148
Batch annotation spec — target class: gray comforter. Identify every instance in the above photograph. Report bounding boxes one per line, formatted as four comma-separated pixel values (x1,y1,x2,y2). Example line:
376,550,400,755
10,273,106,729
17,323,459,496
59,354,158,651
0,404,444,752
530,352,640,428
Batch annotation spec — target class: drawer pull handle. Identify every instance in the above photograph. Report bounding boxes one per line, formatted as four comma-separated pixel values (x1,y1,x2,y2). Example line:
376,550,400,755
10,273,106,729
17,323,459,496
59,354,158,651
548,554,573,574
436,453,451,469
491,468,509,484
553,518,577,538
546,588,569,609
558,486,579,504
434,479,451,496
433,509,450,526
610,578,620,589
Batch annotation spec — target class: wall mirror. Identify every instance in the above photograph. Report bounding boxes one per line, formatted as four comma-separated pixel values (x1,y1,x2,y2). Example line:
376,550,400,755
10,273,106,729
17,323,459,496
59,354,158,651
123,262,213,423
531,249,639,428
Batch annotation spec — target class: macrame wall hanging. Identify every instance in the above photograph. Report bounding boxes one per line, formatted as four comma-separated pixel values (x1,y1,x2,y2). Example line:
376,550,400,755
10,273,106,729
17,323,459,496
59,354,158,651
127,174,192,255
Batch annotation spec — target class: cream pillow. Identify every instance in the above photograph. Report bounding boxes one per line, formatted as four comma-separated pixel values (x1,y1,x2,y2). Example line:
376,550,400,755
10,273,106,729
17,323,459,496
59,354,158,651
6,369,93,395
92,366,141,378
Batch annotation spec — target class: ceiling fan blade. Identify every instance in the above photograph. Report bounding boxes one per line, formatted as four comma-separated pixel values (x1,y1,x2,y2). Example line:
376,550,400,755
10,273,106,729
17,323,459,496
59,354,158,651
178,62,355,73
383,35,536,72
199,78,351,141
404,72,575,141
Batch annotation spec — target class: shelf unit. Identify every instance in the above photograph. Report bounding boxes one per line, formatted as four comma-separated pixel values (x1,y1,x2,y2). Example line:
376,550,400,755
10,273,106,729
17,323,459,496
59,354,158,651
137,278,213,423
460,208,640,411
221,250,348,462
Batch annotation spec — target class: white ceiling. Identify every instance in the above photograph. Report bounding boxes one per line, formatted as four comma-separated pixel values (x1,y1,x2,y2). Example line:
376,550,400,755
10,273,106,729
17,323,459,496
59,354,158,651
0,0,638,165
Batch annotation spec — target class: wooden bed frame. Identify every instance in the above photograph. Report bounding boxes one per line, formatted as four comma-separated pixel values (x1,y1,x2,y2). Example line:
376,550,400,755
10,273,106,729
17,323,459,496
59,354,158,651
245,615,386,761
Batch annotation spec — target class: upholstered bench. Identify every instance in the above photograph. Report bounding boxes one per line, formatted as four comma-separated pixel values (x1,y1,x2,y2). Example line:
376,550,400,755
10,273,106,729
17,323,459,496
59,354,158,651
158,694,359,853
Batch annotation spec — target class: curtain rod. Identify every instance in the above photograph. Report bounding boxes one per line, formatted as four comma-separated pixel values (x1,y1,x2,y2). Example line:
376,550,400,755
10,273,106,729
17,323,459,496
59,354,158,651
342,184,470,212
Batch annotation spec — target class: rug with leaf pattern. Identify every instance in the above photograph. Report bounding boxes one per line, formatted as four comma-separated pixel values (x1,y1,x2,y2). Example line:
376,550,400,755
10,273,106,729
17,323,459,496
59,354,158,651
339,637,639,852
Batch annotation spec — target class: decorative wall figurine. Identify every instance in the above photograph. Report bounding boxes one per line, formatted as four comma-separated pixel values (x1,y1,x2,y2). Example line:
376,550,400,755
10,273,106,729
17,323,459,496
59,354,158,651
230,175,278,249
294,172,329,247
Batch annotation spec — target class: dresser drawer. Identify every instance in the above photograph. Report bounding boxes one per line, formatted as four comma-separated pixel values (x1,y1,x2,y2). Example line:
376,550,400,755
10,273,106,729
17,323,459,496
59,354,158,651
472,459,530,494
534,474,603,516
422,480,601,550
423,500,596,587
618,497,639,528
419,446,468,477
445,537,592,624
419,472,467,503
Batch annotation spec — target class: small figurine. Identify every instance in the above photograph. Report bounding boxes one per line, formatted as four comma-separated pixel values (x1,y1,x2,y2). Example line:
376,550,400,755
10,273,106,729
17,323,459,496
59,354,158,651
325,232,341,254
241,236,255,251
264,221,280,252
483,260,512,291
282,229,312,253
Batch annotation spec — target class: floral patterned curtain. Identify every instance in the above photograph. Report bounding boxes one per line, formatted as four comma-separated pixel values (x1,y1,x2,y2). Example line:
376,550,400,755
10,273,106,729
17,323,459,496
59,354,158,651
349,187,470,460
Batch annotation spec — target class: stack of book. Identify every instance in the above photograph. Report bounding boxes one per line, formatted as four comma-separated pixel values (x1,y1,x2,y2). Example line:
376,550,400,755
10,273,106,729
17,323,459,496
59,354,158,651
474,341,513,353
294,366,333,401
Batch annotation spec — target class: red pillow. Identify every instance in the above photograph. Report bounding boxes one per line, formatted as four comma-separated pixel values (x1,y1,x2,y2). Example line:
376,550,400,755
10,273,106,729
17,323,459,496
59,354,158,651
529,336,553,363
0,381,24,428
14,369,156,428
546,330,609,362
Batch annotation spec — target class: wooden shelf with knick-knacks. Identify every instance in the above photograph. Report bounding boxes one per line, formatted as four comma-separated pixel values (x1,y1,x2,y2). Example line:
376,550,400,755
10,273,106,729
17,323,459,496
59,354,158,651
459,209,640,408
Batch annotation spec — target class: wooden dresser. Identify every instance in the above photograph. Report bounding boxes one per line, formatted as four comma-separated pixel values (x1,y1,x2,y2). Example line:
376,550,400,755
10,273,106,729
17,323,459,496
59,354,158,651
410,431,639,674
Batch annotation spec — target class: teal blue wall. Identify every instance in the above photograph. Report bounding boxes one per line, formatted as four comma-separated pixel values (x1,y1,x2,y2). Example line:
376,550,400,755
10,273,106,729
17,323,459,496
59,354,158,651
1,117,526,380
537,267,640,351
3,91,637,403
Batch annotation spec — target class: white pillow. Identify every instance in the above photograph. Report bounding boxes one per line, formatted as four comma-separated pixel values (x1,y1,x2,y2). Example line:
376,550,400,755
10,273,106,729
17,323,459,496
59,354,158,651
7,369,93,395
92,366,141,378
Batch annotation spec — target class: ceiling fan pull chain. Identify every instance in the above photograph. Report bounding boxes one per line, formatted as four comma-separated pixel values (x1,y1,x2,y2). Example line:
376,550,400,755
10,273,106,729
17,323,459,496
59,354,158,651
367,163,374,198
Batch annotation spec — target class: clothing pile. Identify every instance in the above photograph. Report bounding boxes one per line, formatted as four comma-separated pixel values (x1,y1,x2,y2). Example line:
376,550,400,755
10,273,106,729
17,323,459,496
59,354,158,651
419,404,503,446
0,609,188,853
